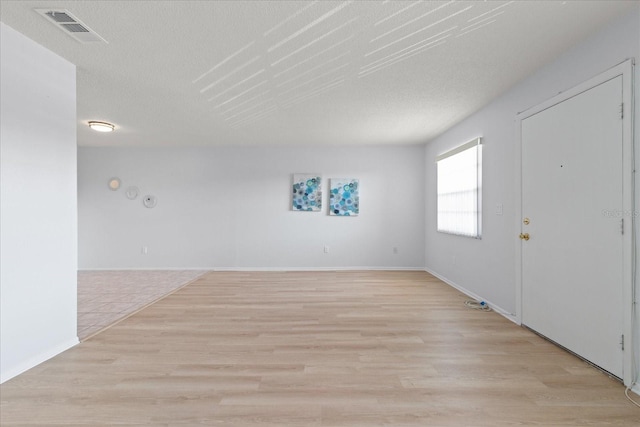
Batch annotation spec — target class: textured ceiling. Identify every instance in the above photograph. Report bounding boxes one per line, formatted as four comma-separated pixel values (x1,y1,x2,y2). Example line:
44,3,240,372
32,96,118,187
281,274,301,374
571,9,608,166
0,1,634,147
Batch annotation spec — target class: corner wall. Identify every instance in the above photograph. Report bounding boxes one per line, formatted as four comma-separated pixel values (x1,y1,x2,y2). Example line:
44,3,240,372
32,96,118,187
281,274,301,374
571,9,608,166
78,144,425,270
424,6,639,317
424,4,640,389
0,23,78,383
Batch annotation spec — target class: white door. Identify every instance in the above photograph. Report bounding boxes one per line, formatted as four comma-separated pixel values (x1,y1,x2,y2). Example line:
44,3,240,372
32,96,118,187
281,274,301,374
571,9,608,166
521,76,624,378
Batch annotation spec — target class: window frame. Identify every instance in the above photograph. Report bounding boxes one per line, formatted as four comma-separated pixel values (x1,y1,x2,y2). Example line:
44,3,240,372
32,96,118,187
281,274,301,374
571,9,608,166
436,137,483,239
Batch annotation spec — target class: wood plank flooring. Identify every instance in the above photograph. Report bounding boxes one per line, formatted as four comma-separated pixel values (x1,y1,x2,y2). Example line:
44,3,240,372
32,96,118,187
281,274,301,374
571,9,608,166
1,271,638,426
77,270,206,340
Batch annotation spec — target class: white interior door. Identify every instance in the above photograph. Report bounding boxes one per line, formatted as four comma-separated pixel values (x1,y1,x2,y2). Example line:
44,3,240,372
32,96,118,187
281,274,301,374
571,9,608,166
521,76,624,378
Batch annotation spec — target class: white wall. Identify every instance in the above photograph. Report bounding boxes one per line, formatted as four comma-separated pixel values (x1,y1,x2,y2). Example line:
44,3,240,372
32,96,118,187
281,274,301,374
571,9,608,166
0,23,78,383
424,7,639,317
424,4,640,387
78,145,425,270
634,4,640,393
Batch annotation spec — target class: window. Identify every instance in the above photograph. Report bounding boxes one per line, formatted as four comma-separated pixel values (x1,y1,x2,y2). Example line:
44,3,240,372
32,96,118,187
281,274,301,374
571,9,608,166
436,137,482,238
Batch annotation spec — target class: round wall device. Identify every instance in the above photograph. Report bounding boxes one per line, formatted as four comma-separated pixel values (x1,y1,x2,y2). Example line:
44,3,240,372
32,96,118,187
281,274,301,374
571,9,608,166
108,177,121,191
143,195,157,208
125,186,139,200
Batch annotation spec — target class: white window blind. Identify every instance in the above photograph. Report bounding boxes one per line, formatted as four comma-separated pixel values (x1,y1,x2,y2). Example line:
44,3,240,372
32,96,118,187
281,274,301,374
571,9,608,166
436,137,482,238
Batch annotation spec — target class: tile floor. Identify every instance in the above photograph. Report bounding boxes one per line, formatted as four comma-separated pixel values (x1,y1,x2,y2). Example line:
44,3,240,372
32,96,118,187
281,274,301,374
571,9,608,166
77,270,206,340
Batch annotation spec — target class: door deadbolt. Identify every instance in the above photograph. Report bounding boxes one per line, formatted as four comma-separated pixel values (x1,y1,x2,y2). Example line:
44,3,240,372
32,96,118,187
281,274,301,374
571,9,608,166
523,218,530,225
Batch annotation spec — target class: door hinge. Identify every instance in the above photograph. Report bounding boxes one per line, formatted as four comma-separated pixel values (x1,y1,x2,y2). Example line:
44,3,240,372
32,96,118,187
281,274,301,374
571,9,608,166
620,103,624,119
621,334,625,350
621,218,624,235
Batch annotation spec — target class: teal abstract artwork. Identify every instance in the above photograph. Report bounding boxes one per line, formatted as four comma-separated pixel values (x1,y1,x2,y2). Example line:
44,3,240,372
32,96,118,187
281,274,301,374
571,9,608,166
292,174,322,211
329,178,359,216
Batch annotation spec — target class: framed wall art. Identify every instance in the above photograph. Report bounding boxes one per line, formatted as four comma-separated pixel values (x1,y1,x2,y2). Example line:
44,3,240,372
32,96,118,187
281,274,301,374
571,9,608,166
329,178,359,216
292,174,322,211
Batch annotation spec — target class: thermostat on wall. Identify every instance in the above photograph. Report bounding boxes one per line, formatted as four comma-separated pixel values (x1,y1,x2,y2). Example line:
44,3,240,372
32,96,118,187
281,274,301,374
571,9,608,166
143,195,157,208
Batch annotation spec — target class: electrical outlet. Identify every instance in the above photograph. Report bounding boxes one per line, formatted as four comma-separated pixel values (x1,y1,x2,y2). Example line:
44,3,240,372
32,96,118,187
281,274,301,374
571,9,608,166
324,245,329,254
496,203,503,215
141,246,148,255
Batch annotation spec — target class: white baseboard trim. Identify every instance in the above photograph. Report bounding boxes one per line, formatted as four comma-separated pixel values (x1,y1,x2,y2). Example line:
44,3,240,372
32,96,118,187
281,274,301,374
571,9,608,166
209,266,425,272
1,336,79,384
79,266,426,272
424,267,518,324
631,383,640,397
78,267,208,271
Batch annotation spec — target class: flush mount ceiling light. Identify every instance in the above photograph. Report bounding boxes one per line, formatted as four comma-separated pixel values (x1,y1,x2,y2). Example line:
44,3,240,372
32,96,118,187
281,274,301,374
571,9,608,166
88,121,115,132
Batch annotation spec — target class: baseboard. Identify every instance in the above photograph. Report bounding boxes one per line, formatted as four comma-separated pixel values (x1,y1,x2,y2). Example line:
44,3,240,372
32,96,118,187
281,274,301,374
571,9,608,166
424,267,518,324
78,266,426,272
210,266,426,272
78,267,209,271
0,336,79,384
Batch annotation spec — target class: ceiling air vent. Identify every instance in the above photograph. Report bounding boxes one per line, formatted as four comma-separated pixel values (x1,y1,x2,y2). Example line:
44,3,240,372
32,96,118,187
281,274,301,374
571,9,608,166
35,9,107,44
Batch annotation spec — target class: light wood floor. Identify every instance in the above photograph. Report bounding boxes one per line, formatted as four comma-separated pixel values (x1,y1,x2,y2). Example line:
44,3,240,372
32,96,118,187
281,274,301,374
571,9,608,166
77,270,205,340
1,271,638,426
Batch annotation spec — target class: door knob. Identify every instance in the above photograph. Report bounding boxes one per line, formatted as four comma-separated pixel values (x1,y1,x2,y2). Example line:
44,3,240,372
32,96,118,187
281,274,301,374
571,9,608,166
519,233,530,241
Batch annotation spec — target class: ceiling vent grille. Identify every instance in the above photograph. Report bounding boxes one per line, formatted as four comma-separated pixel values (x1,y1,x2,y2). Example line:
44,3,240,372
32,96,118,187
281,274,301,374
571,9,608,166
35,9,107,44
62,23,90,33
45,11,75,23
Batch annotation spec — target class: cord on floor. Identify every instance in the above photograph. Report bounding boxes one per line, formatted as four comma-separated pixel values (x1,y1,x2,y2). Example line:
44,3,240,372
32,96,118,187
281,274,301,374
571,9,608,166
624,385,640,408
464,300,492,311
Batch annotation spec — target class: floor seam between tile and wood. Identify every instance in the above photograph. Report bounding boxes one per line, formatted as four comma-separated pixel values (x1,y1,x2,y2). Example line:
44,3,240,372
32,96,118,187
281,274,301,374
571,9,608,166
77,270,207,341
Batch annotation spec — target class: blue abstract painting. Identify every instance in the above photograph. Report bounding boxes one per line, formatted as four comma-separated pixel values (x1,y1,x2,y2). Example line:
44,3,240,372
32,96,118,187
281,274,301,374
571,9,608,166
329,178,359,216
292,174,322,211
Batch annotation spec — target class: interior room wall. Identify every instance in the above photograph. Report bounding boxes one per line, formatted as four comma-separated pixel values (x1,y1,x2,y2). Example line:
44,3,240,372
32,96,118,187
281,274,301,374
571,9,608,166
78,144,425,270
0,23,78,383
633,4,640,394
423,6,640,321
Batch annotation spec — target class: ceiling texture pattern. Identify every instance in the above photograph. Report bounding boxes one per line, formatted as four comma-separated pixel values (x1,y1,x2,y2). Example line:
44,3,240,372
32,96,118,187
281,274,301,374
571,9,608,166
0,1,634,147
